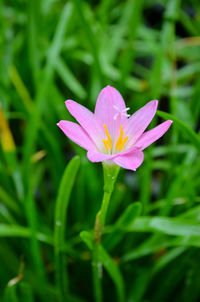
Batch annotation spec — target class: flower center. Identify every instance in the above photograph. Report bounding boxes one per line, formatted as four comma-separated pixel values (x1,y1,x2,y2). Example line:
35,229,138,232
102,124,128,153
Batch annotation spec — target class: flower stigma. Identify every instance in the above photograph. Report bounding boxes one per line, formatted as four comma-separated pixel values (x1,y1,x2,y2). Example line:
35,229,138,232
113,105,130,120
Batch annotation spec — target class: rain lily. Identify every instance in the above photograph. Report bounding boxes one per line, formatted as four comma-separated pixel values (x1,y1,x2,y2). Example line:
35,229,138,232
57,86,172,171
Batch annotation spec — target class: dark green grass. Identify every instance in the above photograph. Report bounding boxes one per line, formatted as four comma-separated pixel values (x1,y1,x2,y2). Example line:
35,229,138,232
0,0,200,301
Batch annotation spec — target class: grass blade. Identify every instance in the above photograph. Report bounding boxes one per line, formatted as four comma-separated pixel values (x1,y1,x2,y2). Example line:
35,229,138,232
80,231,125,302
54,156,80,300
56,57,87,99
157,110,200,151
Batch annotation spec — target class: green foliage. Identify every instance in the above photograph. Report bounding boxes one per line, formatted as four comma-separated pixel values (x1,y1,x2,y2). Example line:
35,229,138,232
0,0,200,301
54,155,80,299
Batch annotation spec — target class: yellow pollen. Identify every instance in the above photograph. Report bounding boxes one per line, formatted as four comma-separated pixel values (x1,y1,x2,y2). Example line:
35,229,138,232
103,124,112,152
116,125,128,151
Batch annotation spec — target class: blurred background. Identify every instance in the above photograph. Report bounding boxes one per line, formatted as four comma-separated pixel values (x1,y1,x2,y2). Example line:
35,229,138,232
1,0,200,301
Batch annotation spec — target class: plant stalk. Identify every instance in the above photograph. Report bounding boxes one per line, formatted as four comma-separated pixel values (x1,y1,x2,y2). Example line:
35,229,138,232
92,162,120,302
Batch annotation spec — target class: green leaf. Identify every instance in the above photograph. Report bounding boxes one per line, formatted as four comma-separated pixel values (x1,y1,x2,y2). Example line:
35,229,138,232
0,187,21,215
56,56,87,99
116,202,142,228
98,245,125,302
80,231,125,302
54,156,80,298
152,247,187,274
19,282,34,302
80,230,93,250
127,216,200,237
3,284,18,302
105,203,142,251
23,2,74,177
0,224,52,245
122,234,184,262
157,110,200,151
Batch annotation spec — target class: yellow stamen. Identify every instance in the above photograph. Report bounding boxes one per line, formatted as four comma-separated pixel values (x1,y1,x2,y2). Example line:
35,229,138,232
102,124,112,151
118,136,128,151
103,124,112,143
102,124,128,153
116,125,128,151
116,125,124,149
102,139,109,152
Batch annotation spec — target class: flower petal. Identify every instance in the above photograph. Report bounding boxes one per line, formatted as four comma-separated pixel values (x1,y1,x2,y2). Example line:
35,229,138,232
124,100,158,149
94,86,127,139
57,120,96,151
87,151,113,162
87,146,141,164
65,100,104,150
135,120,173,150
112,150,144,171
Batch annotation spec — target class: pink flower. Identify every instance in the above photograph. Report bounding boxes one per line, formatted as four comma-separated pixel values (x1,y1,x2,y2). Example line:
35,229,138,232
57,86,172,171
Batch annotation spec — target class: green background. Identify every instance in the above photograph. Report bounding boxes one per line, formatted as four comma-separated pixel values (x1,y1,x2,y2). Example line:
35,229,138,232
1,0,200,301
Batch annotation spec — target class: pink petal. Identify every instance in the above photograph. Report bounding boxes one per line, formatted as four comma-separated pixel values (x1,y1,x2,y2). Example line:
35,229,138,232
57,120,96,151
124,100,158,149
65,100,104,150
135,120,173,150
112,150,144,171
87,146,142,164
94,86,127,140
87,151,113,162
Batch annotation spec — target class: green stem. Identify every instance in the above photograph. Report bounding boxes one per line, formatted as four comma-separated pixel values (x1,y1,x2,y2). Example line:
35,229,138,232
92,162,120,302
